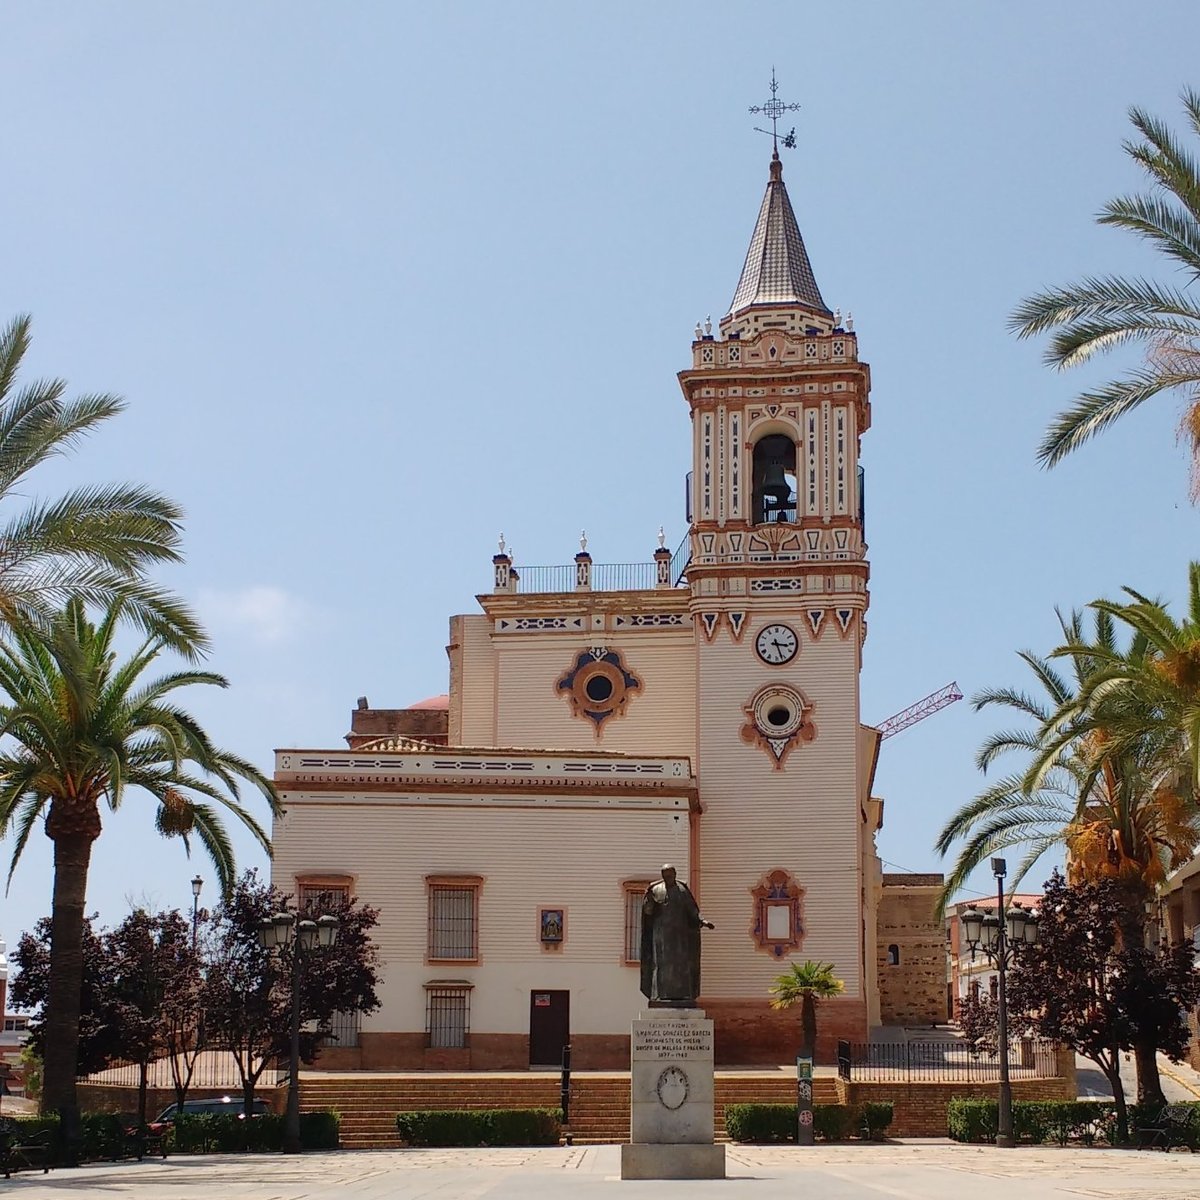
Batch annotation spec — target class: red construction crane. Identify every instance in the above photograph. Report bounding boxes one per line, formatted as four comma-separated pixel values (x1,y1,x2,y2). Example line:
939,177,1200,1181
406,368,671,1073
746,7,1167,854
875,681,963,741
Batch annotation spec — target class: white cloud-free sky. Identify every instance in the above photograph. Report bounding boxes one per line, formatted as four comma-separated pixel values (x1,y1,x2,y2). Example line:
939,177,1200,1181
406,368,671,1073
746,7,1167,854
2,2,1198,956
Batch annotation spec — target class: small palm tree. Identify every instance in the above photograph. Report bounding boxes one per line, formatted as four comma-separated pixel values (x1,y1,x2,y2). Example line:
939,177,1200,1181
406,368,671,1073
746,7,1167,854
0,598,280,1144
769,960,844,1059
0,314,202,648
1011,90,1200,494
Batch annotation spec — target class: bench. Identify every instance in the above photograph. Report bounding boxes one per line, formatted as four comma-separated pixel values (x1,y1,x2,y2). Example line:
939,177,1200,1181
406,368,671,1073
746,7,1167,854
123,1122,169,1161
0,1119,53,1178
1134,1104,1199,1152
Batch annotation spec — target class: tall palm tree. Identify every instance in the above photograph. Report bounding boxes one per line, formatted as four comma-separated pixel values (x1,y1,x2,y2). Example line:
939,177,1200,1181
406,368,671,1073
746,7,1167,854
0,314,203,649
0,598,280,1149
937,607,1200,1103
1011,90,1200,493
768,960,844,1059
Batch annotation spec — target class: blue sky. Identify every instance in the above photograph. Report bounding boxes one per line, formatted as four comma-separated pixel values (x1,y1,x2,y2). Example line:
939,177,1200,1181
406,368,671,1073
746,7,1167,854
2,3,1199,954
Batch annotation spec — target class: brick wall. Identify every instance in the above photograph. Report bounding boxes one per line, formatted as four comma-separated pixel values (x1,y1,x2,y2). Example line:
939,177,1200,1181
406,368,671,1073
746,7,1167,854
839,1073,1076,1137
76,1084,285,1117
877,875,946,1026
346,706,448,748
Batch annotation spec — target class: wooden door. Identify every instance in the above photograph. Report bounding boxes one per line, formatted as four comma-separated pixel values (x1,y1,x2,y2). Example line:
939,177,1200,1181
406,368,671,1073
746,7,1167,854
529,990,569,1067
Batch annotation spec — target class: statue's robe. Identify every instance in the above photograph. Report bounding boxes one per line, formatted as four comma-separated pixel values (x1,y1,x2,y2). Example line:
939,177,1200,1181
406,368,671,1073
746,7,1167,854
640,880,702,1006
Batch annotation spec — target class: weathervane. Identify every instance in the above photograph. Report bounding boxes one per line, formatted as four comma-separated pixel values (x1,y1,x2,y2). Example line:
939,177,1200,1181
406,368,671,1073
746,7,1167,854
749,67,800,153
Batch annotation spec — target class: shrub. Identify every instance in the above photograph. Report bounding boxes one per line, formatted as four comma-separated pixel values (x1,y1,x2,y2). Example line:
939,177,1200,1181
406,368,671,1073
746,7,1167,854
723,1104,795,1144
170,1109,340,1153
812,1104,856,1142
856,1101,894,1140
484,1109,561,1146
948,1098,1122,1145
299,1109,341,1150
946,1099,996,1143
5,1112,134,1163
394,1108,561,1148
723,1103,879,1143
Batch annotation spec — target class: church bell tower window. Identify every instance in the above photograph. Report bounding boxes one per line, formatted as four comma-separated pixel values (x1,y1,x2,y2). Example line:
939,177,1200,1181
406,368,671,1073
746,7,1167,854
752,434,797,525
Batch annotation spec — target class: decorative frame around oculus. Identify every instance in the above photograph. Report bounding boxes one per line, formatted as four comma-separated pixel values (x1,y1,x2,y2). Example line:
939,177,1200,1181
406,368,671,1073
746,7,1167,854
740,683,816,769
556,646,642,736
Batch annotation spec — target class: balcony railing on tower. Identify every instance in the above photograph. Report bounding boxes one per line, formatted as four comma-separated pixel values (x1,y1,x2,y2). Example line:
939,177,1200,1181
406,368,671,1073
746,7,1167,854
494,534,691,595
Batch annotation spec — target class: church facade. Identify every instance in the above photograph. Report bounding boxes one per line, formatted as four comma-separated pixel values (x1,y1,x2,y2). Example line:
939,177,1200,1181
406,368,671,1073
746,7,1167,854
270,152,944,1069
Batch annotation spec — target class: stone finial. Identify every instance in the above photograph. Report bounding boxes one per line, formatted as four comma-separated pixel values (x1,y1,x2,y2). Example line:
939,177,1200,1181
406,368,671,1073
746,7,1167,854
657,525,666,550
695,321,703,340
498,532,507,555
846,312,854,332
833,307,842,327
580,529,588,553
704,315,712,336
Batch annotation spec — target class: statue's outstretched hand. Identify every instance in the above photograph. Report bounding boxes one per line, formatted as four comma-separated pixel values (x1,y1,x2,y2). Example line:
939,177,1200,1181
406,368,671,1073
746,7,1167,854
701,920,715,930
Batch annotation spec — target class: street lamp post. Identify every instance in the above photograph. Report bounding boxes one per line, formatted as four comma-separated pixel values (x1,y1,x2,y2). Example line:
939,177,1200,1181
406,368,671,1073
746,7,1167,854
256,909,340,1154
191,875,204,951
960,858,1038,1149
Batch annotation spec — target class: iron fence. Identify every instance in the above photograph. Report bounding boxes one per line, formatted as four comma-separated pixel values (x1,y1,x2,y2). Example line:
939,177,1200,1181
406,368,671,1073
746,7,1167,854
515,562,666,593
835,1038,1059,1083
79,1049,283,1090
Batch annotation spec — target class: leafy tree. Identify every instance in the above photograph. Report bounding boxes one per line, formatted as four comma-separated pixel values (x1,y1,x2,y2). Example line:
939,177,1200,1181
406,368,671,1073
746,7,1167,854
9,915,123,1076
1011,90,1200,493
955,988,1000,1056
203,871,382,1116
0,313,202,647
1005,873,1200,1142
0,598,278,1149
767,960,844,1059
107,909,200,1122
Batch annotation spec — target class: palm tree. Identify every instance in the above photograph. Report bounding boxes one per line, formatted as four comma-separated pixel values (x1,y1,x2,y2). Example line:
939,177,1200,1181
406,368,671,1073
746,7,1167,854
1011,90,1200,493
936,609,1197,902
0,314,203,649
0,598,280,1150
768,960,844,1059
936,606,1200,1103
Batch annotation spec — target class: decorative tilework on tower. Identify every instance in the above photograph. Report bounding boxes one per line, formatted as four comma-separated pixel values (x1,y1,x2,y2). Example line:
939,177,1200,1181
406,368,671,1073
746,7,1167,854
728,154,829,318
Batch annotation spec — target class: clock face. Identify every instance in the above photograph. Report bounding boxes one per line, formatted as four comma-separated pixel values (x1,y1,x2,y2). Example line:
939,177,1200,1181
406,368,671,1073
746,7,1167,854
755,623,798,665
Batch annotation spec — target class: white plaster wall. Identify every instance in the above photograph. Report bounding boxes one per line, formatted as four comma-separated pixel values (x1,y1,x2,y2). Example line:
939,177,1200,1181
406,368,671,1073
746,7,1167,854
694,609,864,999
271,799,691,1036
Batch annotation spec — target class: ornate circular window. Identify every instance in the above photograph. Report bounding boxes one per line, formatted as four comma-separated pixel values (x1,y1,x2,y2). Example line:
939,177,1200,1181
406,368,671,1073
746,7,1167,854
556,647,642,735
741,684,816,769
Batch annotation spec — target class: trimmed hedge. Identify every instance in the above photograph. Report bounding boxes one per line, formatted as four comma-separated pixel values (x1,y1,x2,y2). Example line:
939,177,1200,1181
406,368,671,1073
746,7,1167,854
395,1108,561,1147
3,1113,127,1162
724,1102,893,1143
170,1109,340,1153
947,1099,1200,1147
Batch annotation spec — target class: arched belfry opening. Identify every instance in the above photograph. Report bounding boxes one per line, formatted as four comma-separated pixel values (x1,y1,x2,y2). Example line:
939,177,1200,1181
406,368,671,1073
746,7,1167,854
752,434,797,524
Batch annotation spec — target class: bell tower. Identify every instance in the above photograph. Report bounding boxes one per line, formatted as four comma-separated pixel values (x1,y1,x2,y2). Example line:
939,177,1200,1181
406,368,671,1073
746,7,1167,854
679,148,876,1057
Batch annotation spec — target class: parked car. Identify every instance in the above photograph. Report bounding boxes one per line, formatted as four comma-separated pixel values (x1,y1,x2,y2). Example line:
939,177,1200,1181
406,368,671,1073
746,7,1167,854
145,1096,270,1134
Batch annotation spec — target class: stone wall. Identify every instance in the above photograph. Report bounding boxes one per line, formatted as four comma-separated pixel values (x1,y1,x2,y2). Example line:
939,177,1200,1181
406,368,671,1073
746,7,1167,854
876,874,946,1026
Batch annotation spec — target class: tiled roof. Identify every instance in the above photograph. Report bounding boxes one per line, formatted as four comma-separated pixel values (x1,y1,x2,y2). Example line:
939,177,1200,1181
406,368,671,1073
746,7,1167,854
728,155,829,317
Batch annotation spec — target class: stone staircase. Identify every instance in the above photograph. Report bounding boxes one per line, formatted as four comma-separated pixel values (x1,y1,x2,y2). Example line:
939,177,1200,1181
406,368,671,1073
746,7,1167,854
301,1071,840,1149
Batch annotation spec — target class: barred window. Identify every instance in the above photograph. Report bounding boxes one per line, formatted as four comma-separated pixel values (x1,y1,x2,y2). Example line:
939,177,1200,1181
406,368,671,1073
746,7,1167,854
425,984,471,1049
299,883,350,914
427,877,480,961
623,882,651,964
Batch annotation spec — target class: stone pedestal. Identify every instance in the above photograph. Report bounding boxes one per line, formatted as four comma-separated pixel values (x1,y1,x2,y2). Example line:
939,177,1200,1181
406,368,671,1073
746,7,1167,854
619,1008,726,1180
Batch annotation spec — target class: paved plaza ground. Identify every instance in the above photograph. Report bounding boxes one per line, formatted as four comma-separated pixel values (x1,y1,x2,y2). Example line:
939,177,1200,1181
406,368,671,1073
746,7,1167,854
3,1142,1199,1199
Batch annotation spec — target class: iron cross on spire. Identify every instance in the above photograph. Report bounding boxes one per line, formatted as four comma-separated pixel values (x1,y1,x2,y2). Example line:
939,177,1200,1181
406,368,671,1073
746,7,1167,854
749,68,800,153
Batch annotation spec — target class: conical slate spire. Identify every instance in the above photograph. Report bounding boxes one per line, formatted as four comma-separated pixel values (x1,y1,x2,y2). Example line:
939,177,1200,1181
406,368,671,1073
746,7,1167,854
728,154,830,317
